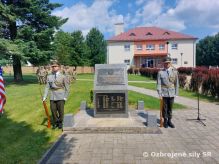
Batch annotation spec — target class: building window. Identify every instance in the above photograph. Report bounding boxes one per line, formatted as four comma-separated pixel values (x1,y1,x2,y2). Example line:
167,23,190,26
124,59,130,65
136,44,142,50
124,44,130,51
159,44,165,50
172,58,178,64
146,44,155,50
171,43,178,50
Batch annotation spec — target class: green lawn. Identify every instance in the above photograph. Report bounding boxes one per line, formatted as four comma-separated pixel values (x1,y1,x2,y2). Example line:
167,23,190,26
77,73,94,79
0,74,185,163
129,82,219,102
77,73,154,81
128,74,153,81
1,75,93,163
128,91,185,110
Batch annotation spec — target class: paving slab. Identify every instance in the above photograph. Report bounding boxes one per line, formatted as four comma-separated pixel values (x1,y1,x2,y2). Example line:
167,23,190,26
38,86,219,164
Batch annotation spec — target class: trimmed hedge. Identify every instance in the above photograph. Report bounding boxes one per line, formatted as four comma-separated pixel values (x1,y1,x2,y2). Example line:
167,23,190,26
178,74,187,88
177,67,193,75
190,68,219,98
139,68,160,80
138,66,219,99
127,67,140,75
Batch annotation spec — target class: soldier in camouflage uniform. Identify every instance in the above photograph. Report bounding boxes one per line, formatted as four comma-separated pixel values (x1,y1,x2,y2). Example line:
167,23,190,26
43,61,70,129
157,57,179,128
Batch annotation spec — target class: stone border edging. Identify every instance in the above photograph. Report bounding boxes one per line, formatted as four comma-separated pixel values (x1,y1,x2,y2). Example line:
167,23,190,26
37,134,66,164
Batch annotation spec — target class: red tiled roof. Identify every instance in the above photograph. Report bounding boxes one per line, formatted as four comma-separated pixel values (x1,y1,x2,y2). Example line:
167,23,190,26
108,26,197,42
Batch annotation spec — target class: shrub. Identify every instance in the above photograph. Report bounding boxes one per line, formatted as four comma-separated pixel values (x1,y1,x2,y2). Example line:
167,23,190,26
139,68,160,80
207,69,219,97
177,67,193,75
190,71,204,92
179,74,187,88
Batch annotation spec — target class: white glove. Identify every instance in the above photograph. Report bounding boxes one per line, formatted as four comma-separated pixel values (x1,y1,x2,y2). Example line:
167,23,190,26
64,98,67,101
42,97,46,102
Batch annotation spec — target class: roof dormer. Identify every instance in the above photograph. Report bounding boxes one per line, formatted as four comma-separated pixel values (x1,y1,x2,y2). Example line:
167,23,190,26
163,31,170,35
146,32,152,36
129,33,136,36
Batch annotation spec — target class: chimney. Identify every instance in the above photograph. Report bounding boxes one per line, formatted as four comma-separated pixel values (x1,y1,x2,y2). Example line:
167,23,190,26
114,23,124,36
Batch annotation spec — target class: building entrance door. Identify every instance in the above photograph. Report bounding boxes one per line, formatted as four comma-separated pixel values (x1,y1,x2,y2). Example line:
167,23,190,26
146,58,154,68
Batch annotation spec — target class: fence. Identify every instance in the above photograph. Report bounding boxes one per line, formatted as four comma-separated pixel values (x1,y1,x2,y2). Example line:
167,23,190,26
2,66,94,74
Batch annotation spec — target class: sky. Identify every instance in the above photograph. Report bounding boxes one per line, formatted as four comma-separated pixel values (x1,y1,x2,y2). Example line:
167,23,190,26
50,0,219,40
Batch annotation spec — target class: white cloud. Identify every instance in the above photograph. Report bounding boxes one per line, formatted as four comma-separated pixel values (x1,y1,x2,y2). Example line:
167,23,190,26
53,0,219,36
135,0,146,6
174,0,219,28
52,0,123,35
128,0,219,31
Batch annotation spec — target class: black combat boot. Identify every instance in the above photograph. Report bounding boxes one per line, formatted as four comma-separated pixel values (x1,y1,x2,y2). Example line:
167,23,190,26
58,122,63,129
168,119,175,128
164,118,168,128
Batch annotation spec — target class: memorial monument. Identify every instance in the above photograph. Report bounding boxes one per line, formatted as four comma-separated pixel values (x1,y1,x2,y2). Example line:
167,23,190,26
94,64,128,117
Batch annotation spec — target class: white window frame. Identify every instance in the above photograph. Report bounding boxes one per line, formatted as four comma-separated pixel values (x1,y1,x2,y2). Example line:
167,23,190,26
159,44,165,50
146,44,155,50
124,59,130,65
171,43,178,50
172,58,178,64
124,44,130,51
136,44,142,50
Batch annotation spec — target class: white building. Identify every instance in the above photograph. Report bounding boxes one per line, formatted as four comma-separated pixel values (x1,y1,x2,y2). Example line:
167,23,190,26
107,26,197,68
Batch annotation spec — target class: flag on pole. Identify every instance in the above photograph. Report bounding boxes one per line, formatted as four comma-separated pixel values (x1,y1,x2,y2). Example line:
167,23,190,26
0,75,6,113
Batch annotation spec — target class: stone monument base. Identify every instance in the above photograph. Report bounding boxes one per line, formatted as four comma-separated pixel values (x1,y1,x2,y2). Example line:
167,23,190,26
94,113,129,118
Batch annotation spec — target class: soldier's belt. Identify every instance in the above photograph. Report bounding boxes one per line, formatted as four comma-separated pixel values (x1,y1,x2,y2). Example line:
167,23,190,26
51,88,64,91
161,84,175,88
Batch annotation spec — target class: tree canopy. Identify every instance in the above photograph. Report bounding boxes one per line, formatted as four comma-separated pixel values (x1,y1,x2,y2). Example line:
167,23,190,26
53,28,106,67
196,33,219,66
86,28,107,66
0,0,67,81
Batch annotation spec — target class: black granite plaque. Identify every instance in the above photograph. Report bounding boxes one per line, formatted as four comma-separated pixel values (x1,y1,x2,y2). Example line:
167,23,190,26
97,68,125,85
96,93,126,113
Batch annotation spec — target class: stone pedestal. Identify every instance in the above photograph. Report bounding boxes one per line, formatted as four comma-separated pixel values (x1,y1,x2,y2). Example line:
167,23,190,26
94,64,128,117
80,101,87,110
147,114,157,127
63,114,74,130
137,100,144,110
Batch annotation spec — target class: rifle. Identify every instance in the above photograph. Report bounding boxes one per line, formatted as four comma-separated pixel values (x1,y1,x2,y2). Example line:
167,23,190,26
160,98,164,127
39,87,51,128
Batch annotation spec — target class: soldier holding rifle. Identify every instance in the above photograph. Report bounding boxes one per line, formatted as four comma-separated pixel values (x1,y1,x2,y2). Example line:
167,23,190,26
157,57,179,128
43,61,70,129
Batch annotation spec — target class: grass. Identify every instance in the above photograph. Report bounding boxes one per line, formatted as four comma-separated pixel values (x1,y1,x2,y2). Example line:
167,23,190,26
1,75,93,163
128,91,185,110
128,74,152,81
129,82,219,103
77,73,154,82
77,73,94,80
0,74,185,163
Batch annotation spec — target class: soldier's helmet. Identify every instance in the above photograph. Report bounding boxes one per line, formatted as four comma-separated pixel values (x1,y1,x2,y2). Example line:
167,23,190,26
163,57,172,63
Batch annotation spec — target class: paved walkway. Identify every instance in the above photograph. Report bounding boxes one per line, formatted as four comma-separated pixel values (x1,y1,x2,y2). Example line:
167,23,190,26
128,85,219,110
39,86,219,164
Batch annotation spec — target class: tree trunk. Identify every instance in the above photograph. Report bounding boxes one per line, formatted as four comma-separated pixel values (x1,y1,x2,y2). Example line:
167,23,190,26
9,18,24,82
12,55,23,82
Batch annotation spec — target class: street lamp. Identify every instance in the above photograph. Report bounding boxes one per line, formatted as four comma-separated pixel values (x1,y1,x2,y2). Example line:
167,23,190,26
180,53,183,66
166,41,169,54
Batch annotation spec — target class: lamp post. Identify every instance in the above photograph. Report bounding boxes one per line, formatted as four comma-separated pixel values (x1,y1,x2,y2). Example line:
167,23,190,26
166,41,169,54
180,53,183,66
